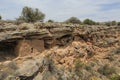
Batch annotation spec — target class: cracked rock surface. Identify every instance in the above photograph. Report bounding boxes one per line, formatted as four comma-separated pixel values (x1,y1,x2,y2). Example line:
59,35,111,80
0,22,120,80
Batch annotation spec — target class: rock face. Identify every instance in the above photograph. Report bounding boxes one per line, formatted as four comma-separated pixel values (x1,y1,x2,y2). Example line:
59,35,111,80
15,40,45,56
0,22,120,80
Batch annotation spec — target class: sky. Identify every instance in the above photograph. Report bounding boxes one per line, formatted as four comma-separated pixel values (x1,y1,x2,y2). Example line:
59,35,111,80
0,0,120,22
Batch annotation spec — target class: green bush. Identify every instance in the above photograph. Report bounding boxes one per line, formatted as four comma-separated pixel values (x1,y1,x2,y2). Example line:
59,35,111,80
110,75,120,80
96,22,100,25
74,59,84,77
118,22,120,26
83,19,96,25
105,21,117,26
98,64,116,76
105,22,111,26
17,6,45,22
47,19,54,23
111,21,116,26
85,65,92,71
0,15,2,20
75,60,84,70
111,47,120,55
65,17,81,24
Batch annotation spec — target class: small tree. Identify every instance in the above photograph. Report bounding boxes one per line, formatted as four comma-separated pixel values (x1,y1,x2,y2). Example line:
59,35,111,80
96,22,100,25
83,19,96,25
0,15,2,20
65,17,81,24
105,21,117,26
17,6,45,22
111,21,116,26
105,22,111,26
47,19,54,23
98,64,116,76
118,22,120,26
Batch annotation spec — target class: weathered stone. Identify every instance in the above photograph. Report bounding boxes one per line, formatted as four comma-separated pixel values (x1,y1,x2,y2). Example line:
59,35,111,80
0,22,120,80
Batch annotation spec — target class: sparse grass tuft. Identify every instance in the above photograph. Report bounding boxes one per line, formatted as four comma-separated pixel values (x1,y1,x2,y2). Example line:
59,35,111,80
110,75,120,80
98,64,116,76
74,59,84,77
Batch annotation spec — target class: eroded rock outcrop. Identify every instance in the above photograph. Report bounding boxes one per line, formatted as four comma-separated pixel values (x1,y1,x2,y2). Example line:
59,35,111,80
0,22,120,80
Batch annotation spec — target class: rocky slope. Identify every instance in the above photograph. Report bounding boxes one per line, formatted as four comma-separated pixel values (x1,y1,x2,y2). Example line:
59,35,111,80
0,22,120,80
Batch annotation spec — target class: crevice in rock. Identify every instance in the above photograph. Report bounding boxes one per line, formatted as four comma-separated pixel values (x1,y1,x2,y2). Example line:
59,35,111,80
0,41,18,62
56,34,73,47
44,37,54,49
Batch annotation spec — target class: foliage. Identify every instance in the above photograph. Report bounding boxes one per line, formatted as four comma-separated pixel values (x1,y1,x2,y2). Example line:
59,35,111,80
106,55,115,61
47,19,54,23
75,59,84,70
85,65,92,71
17,6,45,22
117,22,120,26
65,17,81,24
83,19,96,25
111,21,116,26
105,22,111,26
0,15,2,20
74,59,84,77
114,47,120,54
110,75,120,80
98,64,116,76
105,21,117,26
96,22,100,25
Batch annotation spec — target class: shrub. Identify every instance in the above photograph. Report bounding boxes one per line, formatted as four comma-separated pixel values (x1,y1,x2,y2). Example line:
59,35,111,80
85,65,92,71
96,22,100,25
105,22,111,26
111,21,117,26
83,19,96,25
111,47,120,55
114,47,120,55
110,75,120,80
105,21,117,26
118,22,120,26
0,15,2,20
98,64,116,76
75,60,84,69
65,17,81,24
17,6,45,22
74,59,84,77
105,54,115,61
47,19,54,23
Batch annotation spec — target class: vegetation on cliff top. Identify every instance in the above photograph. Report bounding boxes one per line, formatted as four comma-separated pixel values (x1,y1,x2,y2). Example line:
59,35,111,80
0,15,2,20
65,17,81,24
17,6,45,23
0,6,120,26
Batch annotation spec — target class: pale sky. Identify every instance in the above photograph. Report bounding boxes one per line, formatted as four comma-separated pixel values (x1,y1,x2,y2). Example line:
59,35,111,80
0,0,120,22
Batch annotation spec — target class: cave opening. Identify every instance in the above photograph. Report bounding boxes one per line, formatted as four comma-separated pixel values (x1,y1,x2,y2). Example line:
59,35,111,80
57,34,73,46
0,41,18,61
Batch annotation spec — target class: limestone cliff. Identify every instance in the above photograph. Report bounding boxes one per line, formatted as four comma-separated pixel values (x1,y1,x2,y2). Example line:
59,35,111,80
0,22,120,80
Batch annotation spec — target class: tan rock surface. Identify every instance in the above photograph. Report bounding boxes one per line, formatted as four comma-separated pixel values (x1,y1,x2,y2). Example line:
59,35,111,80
0,22,119,80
